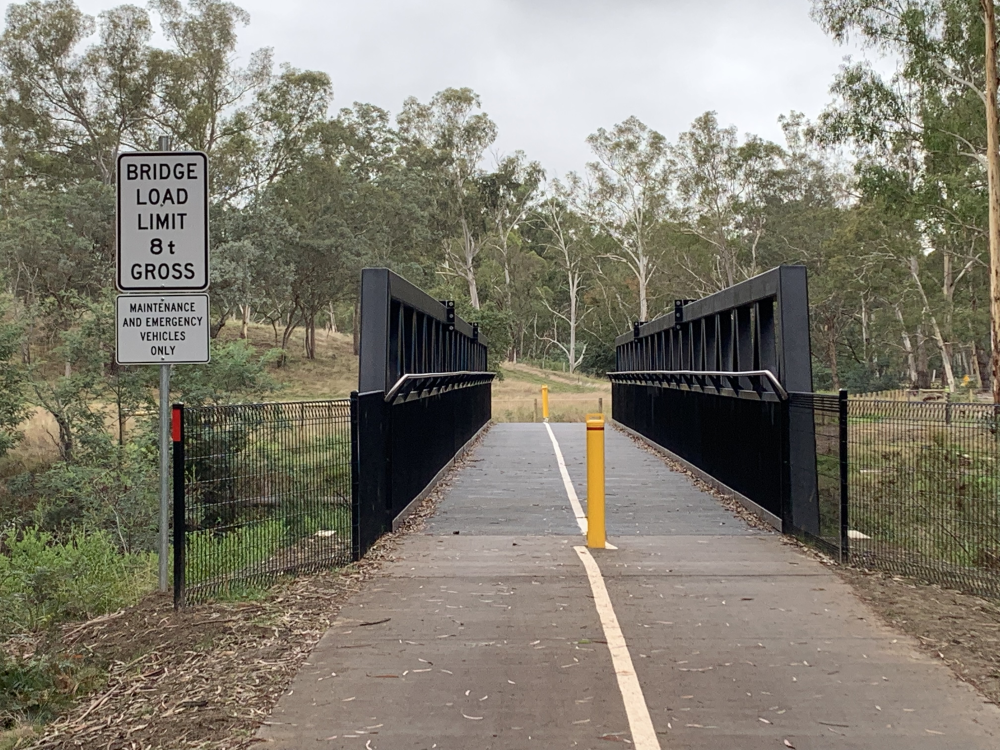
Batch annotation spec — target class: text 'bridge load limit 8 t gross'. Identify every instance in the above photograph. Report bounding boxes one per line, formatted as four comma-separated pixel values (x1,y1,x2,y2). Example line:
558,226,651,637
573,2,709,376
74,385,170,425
116,151,209,292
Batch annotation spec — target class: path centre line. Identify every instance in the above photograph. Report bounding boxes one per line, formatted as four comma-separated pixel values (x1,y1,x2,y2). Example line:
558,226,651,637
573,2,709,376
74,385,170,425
574,545,662,750
544,423,618,548
544,422,588,534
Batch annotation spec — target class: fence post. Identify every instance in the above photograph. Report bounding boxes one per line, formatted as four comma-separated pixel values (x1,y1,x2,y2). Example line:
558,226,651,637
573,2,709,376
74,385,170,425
838,389,849,565
350,391,361,562
172,403,185,609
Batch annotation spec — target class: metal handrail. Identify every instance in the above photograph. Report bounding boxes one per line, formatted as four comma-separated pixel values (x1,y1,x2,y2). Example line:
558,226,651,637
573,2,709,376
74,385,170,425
608,369,788,400
384,371,496,403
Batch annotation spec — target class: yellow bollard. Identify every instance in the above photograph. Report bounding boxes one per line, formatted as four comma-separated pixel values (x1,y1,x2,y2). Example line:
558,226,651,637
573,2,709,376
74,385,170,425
586,413,606,549
541,385,550,422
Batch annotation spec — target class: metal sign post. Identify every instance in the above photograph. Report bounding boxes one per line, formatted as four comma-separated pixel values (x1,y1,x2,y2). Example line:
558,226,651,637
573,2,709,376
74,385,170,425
158,136,171,593
159,354,170,591
115,135,210,593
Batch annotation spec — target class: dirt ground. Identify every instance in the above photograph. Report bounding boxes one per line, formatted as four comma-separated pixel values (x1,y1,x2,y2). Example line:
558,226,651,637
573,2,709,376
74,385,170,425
14,563,371,750
835,567,1000,706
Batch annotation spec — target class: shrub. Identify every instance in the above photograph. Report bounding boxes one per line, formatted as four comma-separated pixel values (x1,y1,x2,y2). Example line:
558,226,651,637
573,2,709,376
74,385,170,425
0,527,156,636
0,649,103,728
7,441,159,555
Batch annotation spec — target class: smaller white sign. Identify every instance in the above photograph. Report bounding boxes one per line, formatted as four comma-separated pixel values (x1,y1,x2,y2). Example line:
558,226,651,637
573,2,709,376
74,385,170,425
116,294,211,364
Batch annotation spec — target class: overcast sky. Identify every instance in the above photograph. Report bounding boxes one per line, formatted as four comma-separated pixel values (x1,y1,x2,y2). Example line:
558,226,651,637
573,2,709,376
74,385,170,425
5,0,891,177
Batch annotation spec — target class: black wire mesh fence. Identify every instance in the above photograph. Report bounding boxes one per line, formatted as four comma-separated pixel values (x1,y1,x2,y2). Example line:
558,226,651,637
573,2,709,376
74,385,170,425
787,392,848,561
847,398,1000,599
174,400,353,606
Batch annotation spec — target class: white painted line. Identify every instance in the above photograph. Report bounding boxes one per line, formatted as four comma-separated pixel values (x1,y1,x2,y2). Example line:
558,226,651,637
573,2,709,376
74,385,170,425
574,546,661,750
544,422,588,535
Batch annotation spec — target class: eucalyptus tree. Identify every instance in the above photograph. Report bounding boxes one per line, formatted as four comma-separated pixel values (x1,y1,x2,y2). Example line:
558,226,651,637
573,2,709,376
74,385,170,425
574,116,672,322
537,190,593,373
264,153,360,360
672,112,790,292
480,152,544,310
0,0,159,185
397,87,497,309
812,0,994,390
477,151,544,355
148,0,270,198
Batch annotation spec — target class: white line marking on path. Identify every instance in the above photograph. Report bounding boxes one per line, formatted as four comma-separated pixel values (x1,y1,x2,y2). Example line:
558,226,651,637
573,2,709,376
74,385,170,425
574,545,661,750
544,422,588,535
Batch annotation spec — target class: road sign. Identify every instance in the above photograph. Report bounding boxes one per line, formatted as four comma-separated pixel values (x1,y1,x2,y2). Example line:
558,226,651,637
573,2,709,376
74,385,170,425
117,151,209,292
116,294,211,364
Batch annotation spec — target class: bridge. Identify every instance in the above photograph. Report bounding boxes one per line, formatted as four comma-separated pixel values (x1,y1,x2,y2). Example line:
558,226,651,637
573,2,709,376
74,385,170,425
173,268,1000,748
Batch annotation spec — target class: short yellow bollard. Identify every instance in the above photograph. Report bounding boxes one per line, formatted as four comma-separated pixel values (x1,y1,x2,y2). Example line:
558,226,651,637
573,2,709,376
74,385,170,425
586,413,606,549
541,385,550,422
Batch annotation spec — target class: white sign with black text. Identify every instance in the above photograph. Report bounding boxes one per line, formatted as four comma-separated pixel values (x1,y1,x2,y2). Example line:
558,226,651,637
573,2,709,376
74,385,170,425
117,151,209,292
116,294,211,364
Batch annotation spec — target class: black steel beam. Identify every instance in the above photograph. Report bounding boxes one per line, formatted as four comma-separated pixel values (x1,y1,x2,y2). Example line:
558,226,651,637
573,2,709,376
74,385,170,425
359,268,488,393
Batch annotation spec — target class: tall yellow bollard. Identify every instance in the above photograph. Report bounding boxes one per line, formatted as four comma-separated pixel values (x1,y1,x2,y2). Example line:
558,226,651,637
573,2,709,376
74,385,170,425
586,413,606,549
541,385,550,422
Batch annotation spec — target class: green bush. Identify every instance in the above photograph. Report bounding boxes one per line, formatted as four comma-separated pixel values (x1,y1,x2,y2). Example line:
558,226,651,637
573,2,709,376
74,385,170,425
0,649,103,728
0,527,156,636
8,444,159,555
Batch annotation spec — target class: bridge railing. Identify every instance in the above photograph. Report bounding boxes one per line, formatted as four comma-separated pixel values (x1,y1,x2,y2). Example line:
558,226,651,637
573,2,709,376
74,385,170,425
353,269,493,558
611,265,822,538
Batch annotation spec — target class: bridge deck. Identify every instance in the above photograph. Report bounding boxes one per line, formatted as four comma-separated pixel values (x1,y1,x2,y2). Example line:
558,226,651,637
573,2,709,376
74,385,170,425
258,423,1000,749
